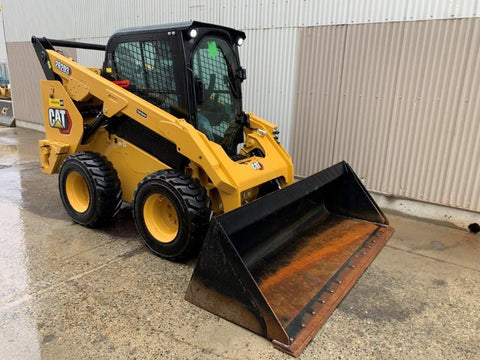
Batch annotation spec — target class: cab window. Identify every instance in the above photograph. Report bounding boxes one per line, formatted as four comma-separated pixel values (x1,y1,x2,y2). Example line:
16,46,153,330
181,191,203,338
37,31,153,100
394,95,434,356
113,40,180,116
192,36,243,155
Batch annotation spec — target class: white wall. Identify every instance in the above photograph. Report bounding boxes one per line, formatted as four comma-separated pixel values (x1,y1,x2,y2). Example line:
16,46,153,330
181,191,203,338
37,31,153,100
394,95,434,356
0,3,7,61
3,0,480,43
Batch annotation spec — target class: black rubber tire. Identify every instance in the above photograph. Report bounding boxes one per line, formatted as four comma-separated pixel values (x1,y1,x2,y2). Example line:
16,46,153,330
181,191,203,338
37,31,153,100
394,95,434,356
133,169,211,261
58,152,122,227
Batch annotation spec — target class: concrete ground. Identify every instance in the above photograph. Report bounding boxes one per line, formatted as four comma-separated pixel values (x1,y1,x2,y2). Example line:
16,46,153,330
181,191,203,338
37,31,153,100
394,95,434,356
0,126,479,360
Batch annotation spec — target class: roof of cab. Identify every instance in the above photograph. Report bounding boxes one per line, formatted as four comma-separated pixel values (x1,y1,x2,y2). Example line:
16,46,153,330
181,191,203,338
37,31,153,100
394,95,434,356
112,21,245,40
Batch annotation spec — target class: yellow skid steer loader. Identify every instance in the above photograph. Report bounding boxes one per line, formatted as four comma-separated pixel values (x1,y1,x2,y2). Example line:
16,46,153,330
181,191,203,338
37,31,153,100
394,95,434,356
32,21,393,356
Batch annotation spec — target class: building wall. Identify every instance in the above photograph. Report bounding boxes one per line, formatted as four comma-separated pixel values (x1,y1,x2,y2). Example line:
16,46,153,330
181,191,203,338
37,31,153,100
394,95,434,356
0,5,8,61
5,43,76,130
2,0,480,212
292,17,480,212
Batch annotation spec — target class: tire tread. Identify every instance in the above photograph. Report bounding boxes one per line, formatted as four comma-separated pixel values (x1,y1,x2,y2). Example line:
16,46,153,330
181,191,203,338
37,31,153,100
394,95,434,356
134,169,210,261
59,152,122,227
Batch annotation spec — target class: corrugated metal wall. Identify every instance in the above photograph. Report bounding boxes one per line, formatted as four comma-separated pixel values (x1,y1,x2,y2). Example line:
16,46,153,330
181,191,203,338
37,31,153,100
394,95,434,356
450,19,480,212
240,28,298,151
6,44,76,127
382,18,480,211
4,0,480,41
5,43,45,125
2,0,480,212
0,6,7,61
291,25,346,171
293,17,480,212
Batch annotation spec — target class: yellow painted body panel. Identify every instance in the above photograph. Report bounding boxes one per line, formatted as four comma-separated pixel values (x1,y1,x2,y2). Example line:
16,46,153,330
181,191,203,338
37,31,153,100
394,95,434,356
39,50,294,212
40,81,84,154
38,139,70,174
79,128,169,203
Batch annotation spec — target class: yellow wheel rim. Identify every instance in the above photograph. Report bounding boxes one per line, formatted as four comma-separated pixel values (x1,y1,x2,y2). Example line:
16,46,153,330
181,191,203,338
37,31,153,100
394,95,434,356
65,171,90,213
143,194,179,243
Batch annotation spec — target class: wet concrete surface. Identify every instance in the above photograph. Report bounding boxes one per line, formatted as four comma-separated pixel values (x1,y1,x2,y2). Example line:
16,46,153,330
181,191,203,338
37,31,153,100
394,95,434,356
0,127,479,359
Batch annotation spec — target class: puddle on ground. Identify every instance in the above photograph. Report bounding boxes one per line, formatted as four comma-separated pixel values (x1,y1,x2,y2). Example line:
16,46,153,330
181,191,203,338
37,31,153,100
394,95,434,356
0,133,41,358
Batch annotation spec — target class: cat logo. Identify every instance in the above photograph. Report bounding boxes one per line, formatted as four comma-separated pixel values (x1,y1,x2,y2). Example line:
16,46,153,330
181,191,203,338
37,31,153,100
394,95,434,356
251,161,264,170
48,108,72,134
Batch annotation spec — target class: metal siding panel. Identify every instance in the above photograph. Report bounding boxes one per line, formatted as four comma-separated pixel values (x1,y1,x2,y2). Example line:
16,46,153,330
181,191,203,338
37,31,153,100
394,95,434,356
290,25,346,176
240,27,297,152
383,18,479,211
75,37,110,68
3,1,78,41
5,0,480,42
6,42,76,125
405,0,479,21
293,18,480,212
347,0,408,24
179,0,480,28
7,42,44,125
188,0,302,29
72,0,190,40
3,0,192,41
71,0,114,40
302,0,350,26
3,1,480,43
332,22,405,192
0,9,8,60
443,18,480,210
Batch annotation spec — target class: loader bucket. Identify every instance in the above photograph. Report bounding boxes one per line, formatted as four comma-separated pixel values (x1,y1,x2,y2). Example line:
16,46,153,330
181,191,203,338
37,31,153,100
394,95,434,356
185,161,394,357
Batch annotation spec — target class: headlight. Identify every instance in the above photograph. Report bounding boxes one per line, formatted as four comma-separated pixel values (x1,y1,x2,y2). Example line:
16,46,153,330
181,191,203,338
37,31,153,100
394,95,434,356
189,29,198,38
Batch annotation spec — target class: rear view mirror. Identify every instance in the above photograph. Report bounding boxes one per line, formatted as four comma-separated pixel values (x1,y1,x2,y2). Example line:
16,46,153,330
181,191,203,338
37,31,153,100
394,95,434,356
236,67,246,82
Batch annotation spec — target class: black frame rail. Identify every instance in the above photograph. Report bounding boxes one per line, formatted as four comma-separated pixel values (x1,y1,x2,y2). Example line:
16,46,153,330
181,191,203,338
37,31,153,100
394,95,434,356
31,36,105,80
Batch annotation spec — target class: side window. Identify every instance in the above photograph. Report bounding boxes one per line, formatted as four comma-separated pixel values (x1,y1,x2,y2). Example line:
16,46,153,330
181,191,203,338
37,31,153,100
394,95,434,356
115,42,145,88
113,40,179,115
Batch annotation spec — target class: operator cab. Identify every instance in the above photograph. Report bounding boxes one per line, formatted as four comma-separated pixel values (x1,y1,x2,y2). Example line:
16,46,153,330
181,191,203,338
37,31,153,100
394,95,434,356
102,21,247,156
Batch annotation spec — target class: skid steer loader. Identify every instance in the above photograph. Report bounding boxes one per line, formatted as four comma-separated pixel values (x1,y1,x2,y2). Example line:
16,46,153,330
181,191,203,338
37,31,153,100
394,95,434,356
32,21,393,356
